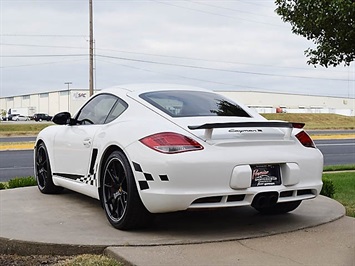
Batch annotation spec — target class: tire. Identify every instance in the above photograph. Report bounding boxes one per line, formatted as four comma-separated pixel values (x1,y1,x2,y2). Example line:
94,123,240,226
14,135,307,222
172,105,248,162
254,200,302,214
101,151,152,230
35,142,63,194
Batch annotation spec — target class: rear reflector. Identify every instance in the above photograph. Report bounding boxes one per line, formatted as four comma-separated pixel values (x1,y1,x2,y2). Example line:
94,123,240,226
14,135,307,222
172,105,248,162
295,131,315,148
140,132,204,154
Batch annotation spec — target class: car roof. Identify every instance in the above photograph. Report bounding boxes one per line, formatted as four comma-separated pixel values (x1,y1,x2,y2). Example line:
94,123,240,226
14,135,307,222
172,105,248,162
102,83,211,95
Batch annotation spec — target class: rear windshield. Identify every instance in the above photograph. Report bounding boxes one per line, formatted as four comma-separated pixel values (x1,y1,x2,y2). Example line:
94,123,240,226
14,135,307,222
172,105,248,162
140,90,251,118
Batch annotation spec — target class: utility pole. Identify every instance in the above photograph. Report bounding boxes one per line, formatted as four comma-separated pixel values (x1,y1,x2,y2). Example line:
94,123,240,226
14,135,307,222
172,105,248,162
89,0,94,96
65,82,72,112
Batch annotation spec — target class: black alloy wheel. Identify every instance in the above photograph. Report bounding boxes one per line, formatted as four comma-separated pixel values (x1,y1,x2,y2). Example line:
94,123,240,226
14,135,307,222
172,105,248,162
35,142,62,194
101,151,152,230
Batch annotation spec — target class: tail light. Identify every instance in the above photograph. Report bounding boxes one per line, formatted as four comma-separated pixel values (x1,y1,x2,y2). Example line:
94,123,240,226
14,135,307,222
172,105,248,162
295,131,315,148
140,132,204,154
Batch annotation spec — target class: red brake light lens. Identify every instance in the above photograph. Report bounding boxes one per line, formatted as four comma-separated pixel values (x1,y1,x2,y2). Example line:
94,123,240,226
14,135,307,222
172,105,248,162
295,131,315,148
140,132,204,154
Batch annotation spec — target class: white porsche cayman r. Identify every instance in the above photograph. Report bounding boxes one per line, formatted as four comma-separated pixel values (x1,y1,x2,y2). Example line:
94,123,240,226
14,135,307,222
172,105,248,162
35,84,323,230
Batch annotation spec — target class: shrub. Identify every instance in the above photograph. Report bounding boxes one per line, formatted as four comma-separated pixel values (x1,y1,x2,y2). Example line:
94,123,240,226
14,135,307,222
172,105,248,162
0,183,7,190
7,176,37,189
321,178,335,198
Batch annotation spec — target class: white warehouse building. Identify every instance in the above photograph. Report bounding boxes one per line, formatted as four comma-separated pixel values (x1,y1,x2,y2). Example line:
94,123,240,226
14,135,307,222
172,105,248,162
0,88,354,117
0,89,97,117
219,91,354,116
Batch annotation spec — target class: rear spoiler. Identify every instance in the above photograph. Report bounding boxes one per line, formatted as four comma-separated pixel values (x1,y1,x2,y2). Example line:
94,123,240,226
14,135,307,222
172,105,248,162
188,121,304,140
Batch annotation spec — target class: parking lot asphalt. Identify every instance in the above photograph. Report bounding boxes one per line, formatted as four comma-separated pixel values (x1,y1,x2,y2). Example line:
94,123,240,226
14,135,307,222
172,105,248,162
0,187,353,265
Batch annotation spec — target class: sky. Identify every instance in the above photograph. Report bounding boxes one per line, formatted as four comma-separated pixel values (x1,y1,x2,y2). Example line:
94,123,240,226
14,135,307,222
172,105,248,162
1,0,354,98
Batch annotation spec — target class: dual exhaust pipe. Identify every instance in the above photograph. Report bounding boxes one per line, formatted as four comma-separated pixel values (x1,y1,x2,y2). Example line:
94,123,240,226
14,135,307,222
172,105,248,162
252,192,279,209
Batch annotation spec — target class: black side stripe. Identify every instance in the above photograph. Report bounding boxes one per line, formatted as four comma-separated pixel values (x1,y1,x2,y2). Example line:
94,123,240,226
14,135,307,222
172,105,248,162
133,162,143,172
144,173,154,181
53,173,84,180
159,175,169,181
139,181,149,190
89,148,98,175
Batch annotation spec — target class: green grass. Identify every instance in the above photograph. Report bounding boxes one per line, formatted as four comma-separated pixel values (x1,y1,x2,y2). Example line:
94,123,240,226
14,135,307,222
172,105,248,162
0,123,52,136
323,164,355,172
322,172,355,217
57,254,122,266
7,176,37,189
0,176,37,190
262,113,355,129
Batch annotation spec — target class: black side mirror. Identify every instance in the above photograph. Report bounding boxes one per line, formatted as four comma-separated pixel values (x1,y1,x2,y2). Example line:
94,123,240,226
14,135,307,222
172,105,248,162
52,112,76,125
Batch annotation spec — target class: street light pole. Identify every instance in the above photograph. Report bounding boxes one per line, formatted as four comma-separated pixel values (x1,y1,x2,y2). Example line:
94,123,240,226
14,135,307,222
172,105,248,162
64,82,72,112
89,0,94,96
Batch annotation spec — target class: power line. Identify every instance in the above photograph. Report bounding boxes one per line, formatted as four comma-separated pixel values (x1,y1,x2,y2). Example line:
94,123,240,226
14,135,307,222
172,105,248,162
234,0,271,8
98,57,264,90
1,54,87,58
184,0,278,19
0,42,350,73
96,54,354,82
0,43,87,50
98,58,354,98
150,0,284,27
0,59,87,69
0,34,87,38
1,52,352,81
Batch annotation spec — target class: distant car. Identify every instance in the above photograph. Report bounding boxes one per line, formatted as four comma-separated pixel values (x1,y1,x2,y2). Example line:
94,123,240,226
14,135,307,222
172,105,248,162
5,114,17,121
12,115,30,121
33,113,52,122
34,84,324,230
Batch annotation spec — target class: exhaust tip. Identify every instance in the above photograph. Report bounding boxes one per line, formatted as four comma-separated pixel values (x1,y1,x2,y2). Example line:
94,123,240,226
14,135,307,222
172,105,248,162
252,192,279,209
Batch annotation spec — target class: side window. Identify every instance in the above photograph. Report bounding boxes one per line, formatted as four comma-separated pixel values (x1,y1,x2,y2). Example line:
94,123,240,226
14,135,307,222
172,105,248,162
105,99,128,124
76,94,118,125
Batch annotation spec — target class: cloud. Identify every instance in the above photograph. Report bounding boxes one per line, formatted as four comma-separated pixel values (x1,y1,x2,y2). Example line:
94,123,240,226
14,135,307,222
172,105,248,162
0,0,353,98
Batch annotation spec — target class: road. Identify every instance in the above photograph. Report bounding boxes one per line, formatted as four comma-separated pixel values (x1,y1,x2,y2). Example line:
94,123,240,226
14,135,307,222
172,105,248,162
0,139,354,182
307,130,355,135
0,150,34,182
316,139,355,166
0,137,36,143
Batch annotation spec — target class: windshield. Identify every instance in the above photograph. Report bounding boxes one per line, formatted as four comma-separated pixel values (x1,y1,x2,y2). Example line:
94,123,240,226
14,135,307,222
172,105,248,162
140,90,251,118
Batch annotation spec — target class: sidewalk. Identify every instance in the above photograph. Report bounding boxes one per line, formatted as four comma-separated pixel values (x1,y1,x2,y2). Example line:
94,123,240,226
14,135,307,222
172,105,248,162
0,187,354,265
106,216,354,266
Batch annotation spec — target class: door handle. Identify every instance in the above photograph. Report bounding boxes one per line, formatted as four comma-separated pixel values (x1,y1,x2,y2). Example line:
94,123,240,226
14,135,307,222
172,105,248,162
83,138,92,148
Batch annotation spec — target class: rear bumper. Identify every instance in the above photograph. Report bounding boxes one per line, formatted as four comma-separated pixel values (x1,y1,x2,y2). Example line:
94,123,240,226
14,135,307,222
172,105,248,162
126,141,323,213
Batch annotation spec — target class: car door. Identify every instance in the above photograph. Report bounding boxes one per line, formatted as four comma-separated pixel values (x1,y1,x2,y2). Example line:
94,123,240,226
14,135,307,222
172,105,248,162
52,93,119,181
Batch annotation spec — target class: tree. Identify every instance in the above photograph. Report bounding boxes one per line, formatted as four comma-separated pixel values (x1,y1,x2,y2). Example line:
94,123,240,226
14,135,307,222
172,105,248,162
1,109,6,119
275,0,355,67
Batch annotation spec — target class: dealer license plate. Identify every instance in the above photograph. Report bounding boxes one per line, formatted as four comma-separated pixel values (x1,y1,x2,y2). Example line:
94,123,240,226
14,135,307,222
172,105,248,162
251,164,281,187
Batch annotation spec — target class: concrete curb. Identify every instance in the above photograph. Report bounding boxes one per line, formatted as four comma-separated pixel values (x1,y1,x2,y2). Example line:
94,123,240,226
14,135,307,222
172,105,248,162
0,187,346,256
103,216,355,266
